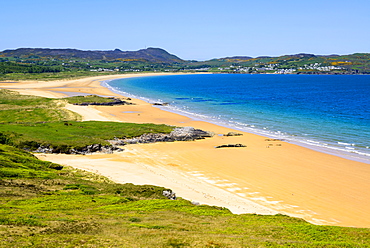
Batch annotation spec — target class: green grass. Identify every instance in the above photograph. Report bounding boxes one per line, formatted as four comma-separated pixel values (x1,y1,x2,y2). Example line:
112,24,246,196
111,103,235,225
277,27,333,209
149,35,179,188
0,144,61,179
0,71,121,81
0,89,81,123
0,89,173,153
1,143,369,247
63,95,124,105
0,121,174,152
0,89,55,109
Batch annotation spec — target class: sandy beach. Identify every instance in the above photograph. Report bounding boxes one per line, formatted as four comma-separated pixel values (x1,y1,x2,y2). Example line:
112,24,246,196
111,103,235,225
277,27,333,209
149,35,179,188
1,73,370,228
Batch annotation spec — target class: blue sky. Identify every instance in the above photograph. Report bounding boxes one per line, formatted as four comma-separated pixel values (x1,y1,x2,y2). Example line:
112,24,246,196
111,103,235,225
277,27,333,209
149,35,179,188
1,0,369,60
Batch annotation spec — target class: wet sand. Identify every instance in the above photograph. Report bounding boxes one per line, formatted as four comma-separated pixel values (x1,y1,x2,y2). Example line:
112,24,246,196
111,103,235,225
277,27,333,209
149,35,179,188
1,73,370,228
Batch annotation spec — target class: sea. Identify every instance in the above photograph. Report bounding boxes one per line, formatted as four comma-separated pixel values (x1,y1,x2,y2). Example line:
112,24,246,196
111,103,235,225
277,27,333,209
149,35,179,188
104,74,370,164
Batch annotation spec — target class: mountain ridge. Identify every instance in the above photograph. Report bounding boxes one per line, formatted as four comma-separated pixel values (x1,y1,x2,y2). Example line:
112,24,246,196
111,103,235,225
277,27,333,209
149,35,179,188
1,47,369,63
0,47,184,63
1,48,369,76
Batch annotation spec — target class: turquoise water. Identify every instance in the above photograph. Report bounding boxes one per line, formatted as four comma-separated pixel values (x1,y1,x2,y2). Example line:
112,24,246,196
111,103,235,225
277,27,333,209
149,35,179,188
105,74,370,163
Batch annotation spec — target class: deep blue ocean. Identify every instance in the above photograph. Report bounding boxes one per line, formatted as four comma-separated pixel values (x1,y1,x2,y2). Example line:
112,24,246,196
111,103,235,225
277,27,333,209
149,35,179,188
105,74,370,163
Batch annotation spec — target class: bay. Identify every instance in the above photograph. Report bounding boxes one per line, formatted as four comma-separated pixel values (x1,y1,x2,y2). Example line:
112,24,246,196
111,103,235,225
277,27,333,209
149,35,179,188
106,74,370,163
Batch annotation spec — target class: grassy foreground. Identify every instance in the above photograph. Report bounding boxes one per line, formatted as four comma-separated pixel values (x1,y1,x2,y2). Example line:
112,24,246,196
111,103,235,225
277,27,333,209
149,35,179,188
0,89,369,247
1,144,370,247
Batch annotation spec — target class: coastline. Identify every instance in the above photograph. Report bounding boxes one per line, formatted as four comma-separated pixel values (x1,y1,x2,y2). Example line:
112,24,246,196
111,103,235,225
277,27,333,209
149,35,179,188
1,73,370,228
104,74,370,164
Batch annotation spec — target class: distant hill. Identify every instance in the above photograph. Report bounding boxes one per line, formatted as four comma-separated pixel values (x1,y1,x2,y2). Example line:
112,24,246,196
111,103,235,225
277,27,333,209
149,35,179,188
0,47,184,63
216,53,328,61
187,52,370,73
222,56,253,60
0,47,369,77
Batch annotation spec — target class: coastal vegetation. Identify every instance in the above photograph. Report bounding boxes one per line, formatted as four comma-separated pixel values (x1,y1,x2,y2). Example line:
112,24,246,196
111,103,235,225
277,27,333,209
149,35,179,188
0,48,369,81
0,89,370,247
0,89,173,153
0,89,81,123
64,95,130,105
0,68,120,81
0,121,173,153
1,143,370,247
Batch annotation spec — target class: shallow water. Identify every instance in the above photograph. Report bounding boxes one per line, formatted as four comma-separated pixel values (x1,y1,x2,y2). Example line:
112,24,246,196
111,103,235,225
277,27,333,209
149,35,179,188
106,74,370,163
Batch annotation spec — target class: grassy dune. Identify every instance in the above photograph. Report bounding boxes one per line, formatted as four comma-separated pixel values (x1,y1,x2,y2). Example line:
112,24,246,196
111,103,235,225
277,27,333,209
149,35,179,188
0,89,81,123
0,121,173,153
0,89,173,152
64,94,132,105
1,144,369,247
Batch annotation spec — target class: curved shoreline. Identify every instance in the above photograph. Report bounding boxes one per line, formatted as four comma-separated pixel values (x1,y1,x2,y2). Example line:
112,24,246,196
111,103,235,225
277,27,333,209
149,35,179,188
103,76,370,164
1,73,370,228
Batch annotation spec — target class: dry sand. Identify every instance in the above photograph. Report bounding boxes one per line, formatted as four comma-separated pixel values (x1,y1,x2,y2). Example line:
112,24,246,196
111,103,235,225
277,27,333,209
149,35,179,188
1,73,370,228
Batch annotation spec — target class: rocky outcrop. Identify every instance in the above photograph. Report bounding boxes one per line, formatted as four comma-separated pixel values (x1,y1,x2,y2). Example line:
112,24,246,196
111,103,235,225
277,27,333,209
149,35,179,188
34,146,53,154
224,132,243,137
162,190,177,200
34,144,123,155
264,138,284,141
215,144,246,148
73,98,133,106
70,144,123,155
34,127,213,155
112,127,214,145
152,102,169,106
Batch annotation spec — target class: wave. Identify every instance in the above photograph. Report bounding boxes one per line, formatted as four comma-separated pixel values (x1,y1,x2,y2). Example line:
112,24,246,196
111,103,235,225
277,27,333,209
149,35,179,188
103,78,370,164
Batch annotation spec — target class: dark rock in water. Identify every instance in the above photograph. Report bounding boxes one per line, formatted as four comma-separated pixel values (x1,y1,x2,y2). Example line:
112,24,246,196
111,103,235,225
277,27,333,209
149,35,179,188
215,144,246,148
152,102,169,106
119,127,214,144
224,132,243,137
264,138,284,141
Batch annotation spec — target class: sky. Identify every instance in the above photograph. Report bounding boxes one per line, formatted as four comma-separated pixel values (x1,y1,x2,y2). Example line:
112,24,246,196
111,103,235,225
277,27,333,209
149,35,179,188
1,0,369,61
